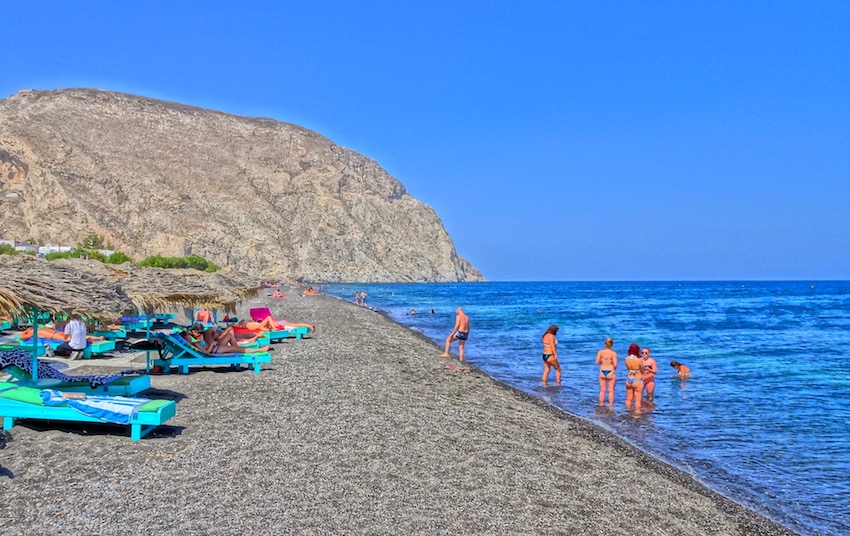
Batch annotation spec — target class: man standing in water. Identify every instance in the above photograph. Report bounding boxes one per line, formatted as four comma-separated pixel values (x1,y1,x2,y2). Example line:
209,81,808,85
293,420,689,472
440,307,470,361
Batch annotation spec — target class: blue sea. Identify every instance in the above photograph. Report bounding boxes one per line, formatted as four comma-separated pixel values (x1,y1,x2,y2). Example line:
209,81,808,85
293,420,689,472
324,281,850,536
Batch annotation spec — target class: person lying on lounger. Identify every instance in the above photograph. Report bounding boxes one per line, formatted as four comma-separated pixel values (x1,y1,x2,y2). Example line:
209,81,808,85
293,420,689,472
188,324,259,350
19,327,106,343
241,315,315,333
180,328,269,354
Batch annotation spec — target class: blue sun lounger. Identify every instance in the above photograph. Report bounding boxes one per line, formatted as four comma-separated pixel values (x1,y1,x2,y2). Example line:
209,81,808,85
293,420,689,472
6,337,116,359
149,333,271,375
264,327,310,342
0,381,175,440
0,349,150,396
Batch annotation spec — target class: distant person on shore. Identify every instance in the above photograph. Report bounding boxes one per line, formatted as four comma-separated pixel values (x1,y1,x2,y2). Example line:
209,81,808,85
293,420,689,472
439,307,470,361
272,289,286,298
303,287,318,296
624,343,644,409
541,325,561,386
670,360,691,380
641,347,658,402
360,291,367,306
355,291,362,305
595,337,617,404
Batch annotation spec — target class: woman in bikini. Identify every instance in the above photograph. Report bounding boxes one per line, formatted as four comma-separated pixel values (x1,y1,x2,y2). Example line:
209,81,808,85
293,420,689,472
624,343,644,410
595,337,618,405
541,325,561,386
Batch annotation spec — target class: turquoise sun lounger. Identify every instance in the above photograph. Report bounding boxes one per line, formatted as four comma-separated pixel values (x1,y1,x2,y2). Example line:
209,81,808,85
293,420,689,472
0,381,176,440
1,349,150,396
149,333,271,375
10,337,116,359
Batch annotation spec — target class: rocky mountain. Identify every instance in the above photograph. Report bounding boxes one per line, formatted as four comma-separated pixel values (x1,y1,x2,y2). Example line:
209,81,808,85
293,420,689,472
0,89,483,282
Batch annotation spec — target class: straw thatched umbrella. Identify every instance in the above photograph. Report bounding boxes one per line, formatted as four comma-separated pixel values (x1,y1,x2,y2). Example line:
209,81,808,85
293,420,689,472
51,259,245,314
0,255,137,381
0,255,135,324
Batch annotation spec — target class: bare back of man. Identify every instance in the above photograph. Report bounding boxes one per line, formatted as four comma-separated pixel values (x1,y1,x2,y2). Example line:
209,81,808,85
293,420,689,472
440,307,470,361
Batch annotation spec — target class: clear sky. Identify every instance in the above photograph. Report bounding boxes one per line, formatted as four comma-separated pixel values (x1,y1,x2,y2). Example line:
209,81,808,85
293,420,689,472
4,1,849,280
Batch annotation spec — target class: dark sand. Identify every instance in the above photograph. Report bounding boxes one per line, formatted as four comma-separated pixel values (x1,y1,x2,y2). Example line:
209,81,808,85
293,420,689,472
0,291,794,535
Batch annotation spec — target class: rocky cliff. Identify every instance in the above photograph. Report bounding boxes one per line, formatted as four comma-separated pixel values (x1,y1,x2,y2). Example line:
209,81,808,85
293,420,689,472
0,89,483,282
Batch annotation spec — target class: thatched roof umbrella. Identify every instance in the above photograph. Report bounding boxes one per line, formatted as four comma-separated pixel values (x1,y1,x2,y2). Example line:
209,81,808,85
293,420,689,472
0,255,135,324
51,259,242,314
0,255,137,382
175,269,262,301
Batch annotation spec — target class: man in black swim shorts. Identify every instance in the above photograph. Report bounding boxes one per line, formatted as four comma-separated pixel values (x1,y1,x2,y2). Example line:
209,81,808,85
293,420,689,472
440,307,470,361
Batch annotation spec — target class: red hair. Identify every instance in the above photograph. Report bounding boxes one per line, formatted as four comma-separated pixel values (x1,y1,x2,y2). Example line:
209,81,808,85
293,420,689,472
628,343,640,356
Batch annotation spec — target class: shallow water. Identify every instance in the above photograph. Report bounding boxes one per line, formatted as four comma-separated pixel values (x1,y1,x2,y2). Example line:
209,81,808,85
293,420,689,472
326,281,850,535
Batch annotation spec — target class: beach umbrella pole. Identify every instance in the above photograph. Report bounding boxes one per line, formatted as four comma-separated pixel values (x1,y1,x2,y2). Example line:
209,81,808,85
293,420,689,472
30,310,39,382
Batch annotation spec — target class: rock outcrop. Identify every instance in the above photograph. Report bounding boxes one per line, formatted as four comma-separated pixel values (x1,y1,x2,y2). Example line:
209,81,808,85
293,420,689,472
0,89,483,282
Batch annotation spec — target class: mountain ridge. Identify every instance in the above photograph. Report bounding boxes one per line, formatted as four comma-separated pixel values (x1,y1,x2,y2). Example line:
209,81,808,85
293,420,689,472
0,88,483,282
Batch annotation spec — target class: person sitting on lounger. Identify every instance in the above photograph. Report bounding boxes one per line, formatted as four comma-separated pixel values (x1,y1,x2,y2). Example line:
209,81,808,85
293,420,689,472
194,307,215,324
188,324,259,351
179,329,269,354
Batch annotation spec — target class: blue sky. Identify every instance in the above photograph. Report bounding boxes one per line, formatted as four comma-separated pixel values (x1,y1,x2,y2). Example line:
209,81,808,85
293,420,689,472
4,1,849,280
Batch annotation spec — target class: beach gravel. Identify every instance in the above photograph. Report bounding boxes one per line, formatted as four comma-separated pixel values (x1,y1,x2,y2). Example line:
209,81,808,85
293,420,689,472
0,291,794,535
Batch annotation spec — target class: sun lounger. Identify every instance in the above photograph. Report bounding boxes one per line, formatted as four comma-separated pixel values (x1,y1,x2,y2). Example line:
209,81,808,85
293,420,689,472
9,336,116,359
249,307,312,340
92,326,128,340
121,316,154,332
0,381,175,440
264,327,310,341
149,333,271,375
0,320,11,331
0,349,150,396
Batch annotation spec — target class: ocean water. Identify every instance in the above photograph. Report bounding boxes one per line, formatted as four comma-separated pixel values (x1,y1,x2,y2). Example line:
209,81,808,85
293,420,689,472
324,281,850,535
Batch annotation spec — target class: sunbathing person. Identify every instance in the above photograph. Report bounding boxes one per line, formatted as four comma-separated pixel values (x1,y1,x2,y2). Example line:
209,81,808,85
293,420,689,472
178,330,269,354
188,324,258,350
247,314,315,332
20,327,106,343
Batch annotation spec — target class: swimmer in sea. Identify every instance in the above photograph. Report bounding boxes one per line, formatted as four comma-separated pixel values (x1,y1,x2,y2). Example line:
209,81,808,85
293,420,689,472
541,324,561,386
595,337,617,404
670,360,691,380
624,343,644,410
641,347,658,402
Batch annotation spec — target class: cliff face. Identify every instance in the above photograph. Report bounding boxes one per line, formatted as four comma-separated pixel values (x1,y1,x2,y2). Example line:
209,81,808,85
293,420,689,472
0,89,483,282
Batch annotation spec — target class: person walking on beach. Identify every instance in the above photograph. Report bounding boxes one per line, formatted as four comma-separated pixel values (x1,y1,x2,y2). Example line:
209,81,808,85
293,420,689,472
541,325,561,386
624,343,644,410
641,347,658,401
595,337,617,404
440,307,470,361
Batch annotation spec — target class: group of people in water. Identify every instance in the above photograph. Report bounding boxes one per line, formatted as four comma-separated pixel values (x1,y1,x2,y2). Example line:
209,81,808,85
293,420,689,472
541,325,691,408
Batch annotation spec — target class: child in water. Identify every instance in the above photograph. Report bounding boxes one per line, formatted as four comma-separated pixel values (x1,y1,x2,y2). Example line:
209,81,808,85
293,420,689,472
670,360,691,379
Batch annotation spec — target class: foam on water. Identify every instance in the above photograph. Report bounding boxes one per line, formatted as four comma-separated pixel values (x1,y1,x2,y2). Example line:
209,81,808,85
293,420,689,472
325,281,850,535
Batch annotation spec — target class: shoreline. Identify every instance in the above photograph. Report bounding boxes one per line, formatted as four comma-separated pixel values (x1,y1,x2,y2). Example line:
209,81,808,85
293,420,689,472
0,290,795,534
318,292,797,535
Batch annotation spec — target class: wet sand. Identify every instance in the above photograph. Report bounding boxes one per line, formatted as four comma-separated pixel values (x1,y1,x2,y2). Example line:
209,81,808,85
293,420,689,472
0,291,794,535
